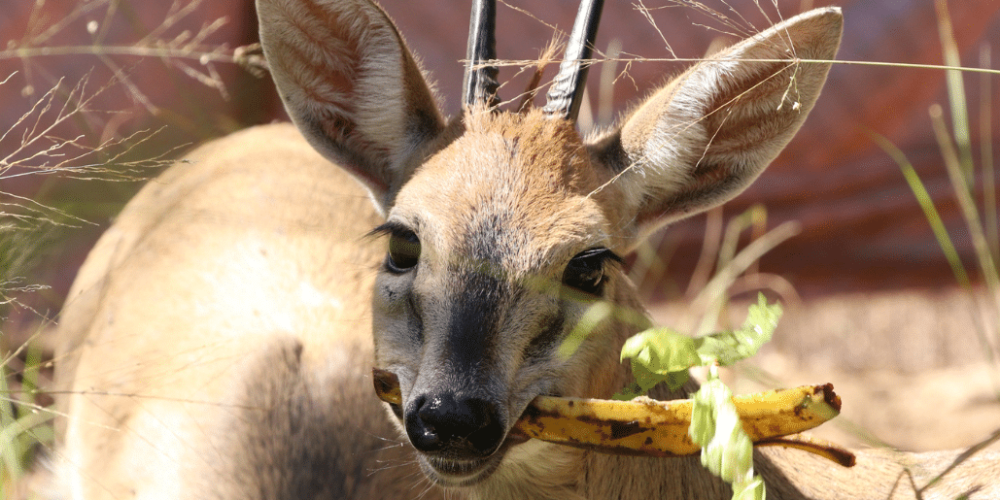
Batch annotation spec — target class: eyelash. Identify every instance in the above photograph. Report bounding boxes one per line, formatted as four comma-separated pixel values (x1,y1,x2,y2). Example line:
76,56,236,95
371,223,421,274
562,248,622,296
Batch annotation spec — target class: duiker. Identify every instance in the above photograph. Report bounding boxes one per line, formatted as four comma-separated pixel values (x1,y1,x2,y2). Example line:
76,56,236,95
53,0,999,499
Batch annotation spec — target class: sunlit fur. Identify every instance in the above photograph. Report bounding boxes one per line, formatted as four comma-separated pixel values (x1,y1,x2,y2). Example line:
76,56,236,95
53,1,1000,499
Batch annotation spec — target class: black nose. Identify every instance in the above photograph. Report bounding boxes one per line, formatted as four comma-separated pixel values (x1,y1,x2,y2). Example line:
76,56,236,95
405,393,505,457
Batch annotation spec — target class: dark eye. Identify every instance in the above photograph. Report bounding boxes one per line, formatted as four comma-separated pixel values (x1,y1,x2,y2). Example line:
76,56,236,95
562,248,622,296
386,229,420,273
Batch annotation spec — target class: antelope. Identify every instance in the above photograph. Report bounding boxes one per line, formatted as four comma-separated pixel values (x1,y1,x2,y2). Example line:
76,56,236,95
52,0,1000,499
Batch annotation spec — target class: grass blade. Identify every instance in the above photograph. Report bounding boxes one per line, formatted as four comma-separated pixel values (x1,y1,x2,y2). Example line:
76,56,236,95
931,104,1000,372
935,0,976,184
871,131,970,288
690,220,800,335
930,104,1000,298
687,207,725,298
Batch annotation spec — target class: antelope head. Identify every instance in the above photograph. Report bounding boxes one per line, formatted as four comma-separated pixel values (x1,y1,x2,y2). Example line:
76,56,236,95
257,0,842,488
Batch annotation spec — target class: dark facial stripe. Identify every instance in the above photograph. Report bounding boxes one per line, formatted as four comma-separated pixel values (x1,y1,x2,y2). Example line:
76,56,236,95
444,271,506,377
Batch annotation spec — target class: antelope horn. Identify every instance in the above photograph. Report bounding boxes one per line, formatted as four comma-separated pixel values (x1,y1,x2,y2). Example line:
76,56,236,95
462,0,500,108
543,0,604,121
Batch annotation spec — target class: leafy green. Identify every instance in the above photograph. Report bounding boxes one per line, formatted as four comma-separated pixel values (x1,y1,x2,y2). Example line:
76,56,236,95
616,294,782,398
733,475,766,500
694,295,781,366
691,378,764,499
616,294,782,499
617,327,698,397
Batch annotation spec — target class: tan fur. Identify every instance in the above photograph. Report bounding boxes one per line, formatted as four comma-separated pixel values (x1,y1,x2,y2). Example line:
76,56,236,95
54,1,999,499
54,125,436,500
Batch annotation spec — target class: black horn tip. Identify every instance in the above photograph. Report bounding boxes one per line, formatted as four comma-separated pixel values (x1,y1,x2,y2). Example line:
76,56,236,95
463,0,501,109
544,0,605,121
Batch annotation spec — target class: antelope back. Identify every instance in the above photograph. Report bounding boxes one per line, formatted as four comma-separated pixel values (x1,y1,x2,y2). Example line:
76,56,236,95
53,124,431,499
52,0,857,499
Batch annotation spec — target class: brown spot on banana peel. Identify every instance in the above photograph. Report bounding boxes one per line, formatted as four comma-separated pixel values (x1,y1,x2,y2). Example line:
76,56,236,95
371,368,850,465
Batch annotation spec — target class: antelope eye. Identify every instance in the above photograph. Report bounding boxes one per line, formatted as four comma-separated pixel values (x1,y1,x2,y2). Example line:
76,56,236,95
386,229,420,273
562,248,621,296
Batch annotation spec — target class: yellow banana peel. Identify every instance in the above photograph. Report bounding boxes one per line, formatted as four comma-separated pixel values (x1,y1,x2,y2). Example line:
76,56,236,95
372,368,853,467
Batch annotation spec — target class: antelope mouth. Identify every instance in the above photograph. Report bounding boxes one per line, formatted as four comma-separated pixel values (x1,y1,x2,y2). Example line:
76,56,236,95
418,431,532,486
421,454,499,486
372,369,536,485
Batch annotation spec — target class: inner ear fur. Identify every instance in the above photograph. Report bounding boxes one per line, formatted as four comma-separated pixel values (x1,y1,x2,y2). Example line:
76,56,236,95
257,0,446,213
590,7,843,241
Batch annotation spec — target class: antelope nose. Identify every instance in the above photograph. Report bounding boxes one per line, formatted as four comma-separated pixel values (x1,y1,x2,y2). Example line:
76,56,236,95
405,393,505,456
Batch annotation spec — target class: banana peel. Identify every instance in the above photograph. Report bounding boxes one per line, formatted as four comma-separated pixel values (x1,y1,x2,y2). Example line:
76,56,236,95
372,368,854,467
757,434,857,467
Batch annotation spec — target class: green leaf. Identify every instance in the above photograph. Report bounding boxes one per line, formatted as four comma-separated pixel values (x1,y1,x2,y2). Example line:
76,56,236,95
733,475,766,500
691,379,751,481
616,296,781,497
620,327,700,373
615,296,782,399
688,378,720,447
694,294,781,366
616,327,699,398
691,377,766,500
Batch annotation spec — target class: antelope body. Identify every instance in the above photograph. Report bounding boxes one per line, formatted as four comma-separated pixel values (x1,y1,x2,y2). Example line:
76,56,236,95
53,1,999,499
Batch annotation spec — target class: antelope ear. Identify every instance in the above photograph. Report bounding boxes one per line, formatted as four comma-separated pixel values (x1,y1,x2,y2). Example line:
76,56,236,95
257,0,446,213
590,7,842,241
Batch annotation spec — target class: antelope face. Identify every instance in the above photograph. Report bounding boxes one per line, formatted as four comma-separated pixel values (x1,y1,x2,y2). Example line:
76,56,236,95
258,0,841,490
371,111,630,485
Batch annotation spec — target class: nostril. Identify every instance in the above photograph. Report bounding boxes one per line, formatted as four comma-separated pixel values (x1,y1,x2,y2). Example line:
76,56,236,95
406,395,444,452
465,400,504,455
405,393,506,456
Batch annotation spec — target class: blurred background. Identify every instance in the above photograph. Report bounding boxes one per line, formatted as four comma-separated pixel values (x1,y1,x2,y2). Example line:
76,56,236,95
1,0,999,493
3,0,998,315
